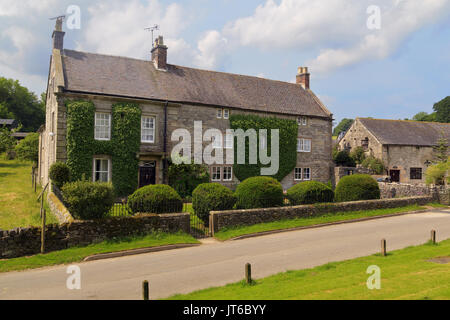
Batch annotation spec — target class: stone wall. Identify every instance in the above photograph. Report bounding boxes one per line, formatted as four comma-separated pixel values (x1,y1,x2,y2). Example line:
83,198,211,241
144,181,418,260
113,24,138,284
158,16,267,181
47,191,74,224
378,182,437,199
209,196,432,235
0,213,190,259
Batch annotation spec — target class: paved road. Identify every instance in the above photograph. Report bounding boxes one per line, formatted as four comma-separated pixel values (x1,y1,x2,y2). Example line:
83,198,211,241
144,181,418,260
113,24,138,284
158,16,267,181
1,208,449,300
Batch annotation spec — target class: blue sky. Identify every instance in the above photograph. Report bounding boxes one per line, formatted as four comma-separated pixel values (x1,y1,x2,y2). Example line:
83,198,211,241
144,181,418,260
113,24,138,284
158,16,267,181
0,0,449,126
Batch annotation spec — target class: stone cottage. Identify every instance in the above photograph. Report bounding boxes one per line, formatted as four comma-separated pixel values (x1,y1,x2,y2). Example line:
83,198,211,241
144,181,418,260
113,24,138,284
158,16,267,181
38,19,334,193
338,118,450,184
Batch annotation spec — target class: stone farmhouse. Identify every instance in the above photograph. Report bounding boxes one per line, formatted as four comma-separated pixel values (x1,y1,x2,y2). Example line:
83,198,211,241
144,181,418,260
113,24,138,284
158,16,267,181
338,118,450,184
38,20,334,193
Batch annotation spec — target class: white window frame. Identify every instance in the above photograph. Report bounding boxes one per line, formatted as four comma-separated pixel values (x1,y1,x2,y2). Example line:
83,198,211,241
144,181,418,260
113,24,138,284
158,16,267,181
297,116,308,126
141,116,156,143
217,109,223,119
223,109,230,119
93,157,111,183
94,113,111,141
297,138,311,153
225,133,234,149
211,166,222,181
294,168,302,181
212,135,223,149
223,166,233,181
303,168,311,181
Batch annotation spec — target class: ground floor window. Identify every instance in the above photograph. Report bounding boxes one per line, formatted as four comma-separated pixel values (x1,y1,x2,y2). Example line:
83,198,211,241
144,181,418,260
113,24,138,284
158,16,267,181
93,157,110,182
294,168,302,181
212,166,221,181
211,166,233,182
303,168,311,180
294,167,311,181
223,167,233,181
410,168,422,180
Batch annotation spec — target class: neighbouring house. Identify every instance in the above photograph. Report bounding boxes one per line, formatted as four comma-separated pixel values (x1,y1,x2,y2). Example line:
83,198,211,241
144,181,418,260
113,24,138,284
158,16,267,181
0,119,18,130
38,19,334,194
338,118,450,184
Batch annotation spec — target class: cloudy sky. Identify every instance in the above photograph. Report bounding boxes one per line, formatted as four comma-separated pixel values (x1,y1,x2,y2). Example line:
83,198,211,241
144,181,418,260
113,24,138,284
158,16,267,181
1,0,449,125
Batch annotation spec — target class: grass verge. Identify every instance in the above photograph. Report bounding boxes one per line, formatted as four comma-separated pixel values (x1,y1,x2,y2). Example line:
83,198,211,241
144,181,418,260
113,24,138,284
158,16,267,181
0,157,58,229
168,239,450,300
0,232,199,273
214,205,427,241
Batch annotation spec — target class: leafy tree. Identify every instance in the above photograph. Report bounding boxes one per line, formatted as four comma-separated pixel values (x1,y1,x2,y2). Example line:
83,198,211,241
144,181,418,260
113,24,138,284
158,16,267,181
15,133,39,163
168,156,210,199
425,158,449,185
0,126,17,154
333,118,354,137
361,156,385,175
0,77,45,132
412,111,436,122
433,136,449,163
333,149,356,167
350,146,366,164
433,96,450,123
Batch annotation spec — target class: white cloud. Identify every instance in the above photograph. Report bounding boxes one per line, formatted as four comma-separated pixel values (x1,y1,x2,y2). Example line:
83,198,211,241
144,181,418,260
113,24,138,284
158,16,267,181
0,27,37,70
0,0,58,17
194,30,228,69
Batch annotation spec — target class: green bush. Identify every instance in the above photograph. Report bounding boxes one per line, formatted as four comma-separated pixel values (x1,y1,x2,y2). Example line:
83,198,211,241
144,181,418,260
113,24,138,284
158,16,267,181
49,162,71,189
333,150,356,167
361,156,385,174
235,176,284,209
192,183,236,226
168,160,210,198
334,174,380,202
62,181,115,220
287,181,334,205
425,159,449,185
350,146,366,164
128,184,183,214
15,133,39,163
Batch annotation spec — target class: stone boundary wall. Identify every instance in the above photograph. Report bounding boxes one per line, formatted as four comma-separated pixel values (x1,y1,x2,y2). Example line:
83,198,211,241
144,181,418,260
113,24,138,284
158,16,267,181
378,183,449,205
209,196,433,235
0,212,190,259
47,192,74,224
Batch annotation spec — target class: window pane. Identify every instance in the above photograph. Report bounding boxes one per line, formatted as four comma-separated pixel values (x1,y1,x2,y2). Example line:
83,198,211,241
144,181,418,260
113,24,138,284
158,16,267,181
217,109,222,118
141,117,155,142
303,168,311,180
95,113,111,140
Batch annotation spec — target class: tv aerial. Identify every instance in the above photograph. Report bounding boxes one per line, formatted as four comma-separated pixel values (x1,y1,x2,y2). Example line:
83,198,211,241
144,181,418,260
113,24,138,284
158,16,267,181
49,15,66,31
145,24,160,47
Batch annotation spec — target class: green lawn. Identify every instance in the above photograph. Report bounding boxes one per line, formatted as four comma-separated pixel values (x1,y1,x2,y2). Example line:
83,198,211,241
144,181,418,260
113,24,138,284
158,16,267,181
0,232,199,273
169,239,450,300
0,157,58,230
214,205,427,241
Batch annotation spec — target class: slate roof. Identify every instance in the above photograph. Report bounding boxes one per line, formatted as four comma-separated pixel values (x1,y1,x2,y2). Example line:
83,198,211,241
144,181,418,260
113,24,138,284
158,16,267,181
60,49,331,118
358,118,450,146
0,119,16,126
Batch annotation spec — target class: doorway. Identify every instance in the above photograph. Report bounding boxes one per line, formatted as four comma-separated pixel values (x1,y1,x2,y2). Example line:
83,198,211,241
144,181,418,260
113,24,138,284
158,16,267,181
139,161,156,188
389,170,400,183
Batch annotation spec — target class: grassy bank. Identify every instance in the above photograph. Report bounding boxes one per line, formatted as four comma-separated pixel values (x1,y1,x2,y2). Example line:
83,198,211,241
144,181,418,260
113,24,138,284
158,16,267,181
0,232,199,273
169,239,450,300
0,158,57,230
214,205,427,240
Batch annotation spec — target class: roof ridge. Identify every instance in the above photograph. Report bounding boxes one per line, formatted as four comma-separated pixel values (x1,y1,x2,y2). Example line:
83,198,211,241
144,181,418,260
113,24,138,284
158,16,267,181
357,117,450,125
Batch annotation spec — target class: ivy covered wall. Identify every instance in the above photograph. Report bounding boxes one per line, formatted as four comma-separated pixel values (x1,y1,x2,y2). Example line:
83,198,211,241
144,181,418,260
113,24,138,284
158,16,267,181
229,114,298,182
66,100,141,196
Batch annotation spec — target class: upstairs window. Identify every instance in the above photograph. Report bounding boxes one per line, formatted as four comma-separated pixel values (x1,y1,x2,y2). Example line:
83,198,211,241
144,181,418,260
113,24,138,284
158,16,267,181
297,138,311,152
225,133,234,149
223,109,230,119
212,135,223,149
217,109,223,119
95,113,111,141
141,116,155,143
297,117,308,126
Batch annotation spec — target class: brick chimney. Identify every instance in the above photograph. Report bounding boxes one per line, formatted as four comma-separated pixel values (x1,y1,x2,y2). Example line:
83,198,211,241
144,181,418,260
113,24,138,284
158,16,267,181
296,67,310,89
52,17,65,50
151,36,168,70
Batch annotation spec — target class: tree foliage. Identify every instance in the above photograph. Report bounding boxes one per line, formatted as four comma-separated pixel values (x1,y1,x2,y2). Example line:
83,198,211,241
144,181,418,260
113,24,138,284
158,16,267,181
168,159,210,199
15,132,39,163
0,77,45,132
333,118,354,137
433,96,450,123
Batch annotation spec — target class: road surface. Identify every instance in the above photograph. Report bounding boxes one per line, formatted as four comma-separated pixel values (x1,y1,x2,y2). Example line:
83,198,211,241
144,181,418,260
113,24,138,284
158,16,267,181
1,208,449,300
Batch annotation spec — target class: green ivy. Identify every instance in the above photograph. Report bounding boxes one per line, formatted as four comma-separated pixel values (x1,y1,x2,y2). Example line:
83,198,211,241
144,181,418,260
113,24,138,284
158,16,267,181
229,114,298,182
66,100,141,197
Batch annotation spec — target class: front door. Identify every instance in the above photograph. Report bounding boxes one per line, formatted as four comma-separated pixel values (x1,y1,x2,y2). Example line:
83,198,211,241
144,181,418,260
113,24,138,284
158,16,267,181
139,162,156,188
389,170,400,183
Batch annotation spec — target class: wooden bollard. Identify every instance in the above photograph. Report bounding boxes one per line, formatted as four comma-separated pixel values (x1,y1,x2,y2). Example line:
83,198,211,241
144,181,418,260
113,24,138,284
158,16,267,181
143,281,149,300
431,230,436,244
41,209,46,254
245,263,252,284
381,239,387,256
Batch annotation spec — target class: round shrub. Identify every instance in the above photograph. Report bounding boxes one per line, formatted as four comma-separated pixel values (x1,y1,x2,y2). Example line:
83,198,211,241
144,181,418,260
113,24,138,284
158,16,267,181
49,162,71,189
334,174,380,202
192,183,236,226
62,181,115,220
287,181,334,205
128,184,183,214
235,176,284,209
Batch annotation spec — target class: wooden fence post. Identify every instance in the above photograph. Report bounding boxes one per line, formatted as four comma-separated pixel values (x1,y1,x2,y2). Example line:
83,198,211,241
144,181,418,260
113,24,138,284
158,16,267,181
431,230,436,244
381,239,387,256
245,263,252,284
41,209,46,254
143,281,149,300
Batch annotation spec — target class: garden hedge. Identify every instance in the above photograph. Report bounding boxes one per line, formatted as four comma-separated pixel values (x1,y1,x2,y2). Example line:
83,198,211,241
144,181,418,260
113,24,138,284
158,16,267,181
235,176,284,209
49,162,71,189
287,181,334,205
192,183,236,226
62,181,115,220
128,184,183,214
334,174,380,202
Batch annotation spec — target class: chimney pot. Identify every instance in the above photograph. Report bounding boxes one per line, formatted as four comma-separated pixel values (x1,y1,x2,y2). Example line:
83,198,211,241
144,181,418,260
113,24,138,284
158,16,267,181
296,66,310,89
52,18,65,51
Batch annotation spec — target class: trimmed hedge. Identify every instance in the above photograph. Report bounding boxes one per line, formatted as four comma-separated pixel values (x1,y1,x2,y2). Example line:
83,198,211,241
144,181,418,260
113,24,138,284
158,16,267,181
192,183,236,226
235,176,284,209
287,181,334,205
128,184,183,214
49,162,71,189
62,181,115,220
335,174,380,202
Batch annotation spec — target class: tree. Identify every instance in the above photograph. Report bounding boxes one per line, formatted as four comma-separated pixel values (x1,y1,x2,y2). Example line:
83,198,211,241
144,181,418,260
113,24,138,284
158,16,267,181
412,111,436,122
333,118,354,137
168,156,210,199
425,158,449,186
0,126,17,154
350,146,366,164
433,96,450,123
433,136,449,163
0,77,45,132
15,133,39,163
361,156,385,175
333,149,356,167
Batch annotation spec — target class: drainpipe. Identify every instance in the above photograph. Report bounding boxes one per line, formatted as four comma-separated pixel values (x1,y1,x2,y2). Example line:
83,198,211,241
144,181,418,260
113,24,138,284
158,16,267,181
163,101,169,184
